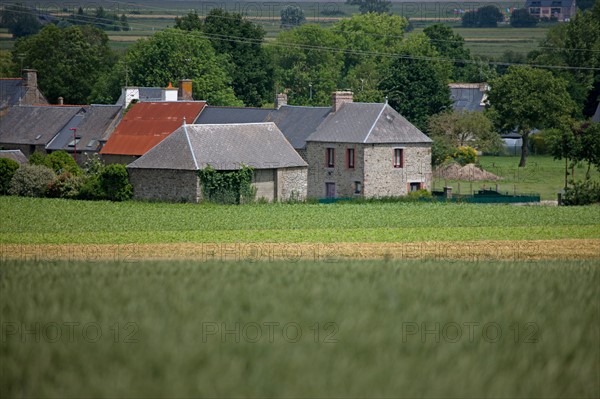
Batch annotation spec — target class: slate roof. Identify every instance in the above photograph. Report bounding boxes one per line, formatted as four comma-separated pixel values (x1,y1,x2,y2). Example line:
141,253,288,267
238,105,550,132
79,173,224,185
195,105,331,149
116,87,164,104
306,102,432,144
127,123,307,171
0,105,84,146
99,101,206,156
0,79,24,109
449,83,488,112
0,149,28,164
266,106,331,149
593,103,600,123
46,105,122,152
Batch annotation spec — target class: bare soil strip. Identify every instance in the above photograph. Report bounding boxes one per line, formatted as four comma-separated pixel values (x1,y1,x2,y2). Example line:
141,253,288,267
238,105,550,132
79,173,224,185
1,239,598,262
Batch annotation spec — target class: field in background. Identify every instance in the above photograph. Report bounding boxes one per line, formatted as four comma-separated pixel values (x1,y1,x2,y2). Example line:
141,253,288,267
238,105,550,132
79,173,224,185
0,1,547,57
433,155,600,200
1,259,598,398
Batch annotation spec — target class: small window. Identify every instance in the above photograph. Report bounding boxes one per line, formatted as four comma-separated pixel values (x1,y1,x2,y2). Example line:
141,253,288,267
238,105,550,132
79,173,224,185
326,147,335,168
347,148,355,169
410,182,421,192
67,137,81,148
354,181,362,194
393,148,404,168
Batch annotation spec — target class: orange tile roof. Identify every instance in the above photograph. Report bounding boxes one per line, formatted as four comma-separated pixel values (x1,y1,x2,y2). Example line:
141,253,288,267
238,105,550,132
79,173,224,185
100,101,206,156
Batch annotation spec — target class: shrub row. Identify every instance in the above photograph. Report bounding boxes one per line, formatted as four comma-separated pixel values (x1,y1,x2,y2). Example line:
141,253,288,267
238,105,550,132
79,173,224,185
1,152,132,201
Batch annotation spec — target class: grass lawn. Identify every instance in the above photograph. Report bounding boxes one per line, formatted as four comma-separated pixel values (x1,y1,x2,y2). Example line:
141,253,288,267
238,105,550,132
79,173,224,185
433,155,600,200
1,259,598,398
1,196,599,245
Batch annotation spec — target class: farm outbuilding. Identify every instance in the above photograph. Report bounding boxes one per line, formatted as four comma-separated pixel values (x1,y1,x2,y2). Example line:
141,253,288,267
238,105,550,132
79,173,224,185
127,123,308,203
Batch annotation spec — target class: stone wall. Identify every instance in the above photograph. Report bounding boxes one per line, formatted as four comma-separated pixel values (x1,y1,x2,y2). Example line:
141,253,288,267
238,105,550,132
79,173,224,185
306,142,365,198
128,168,200,203
277,167,308,201
253,169,276,201
307,141,431,198
363,143,432,197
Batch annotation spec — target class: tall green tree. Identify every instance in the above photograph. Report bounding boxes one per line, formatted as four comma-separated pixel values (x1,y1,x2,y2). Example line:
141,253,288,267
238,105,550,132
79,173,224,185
174,11,202,31
332,13,407,102
510,9,537,27
124,29,241,106
428,110,502,153
280,6,305,28
346,0,391,15
12,24,115,104
462,5,504,27
0,4,41,38
271,24,345,106
379,34,452,131
203,9,274,107
423,24,495,82
487,66,575,167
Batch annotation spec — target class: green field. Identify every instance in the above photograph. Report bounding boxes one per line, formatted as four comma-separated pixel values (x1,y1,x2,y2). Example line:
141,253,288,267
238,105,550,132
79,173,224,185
1,196,599,245
1,259,598,397
434,155,600,200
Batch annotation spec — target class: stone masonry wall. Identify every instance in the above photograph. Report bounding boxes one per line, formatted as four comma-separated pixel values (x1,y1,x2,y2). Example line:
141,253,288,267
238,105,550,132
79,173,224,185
128,168,200,203
363,143,432,197
277,167,308,201
306,142,365,198
307,142,431,198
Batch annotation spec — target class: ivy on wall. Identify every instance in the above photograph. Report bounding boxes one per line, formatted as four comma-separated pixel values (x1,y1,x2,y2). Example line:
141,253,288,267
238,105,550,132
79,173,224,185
197,165,256,204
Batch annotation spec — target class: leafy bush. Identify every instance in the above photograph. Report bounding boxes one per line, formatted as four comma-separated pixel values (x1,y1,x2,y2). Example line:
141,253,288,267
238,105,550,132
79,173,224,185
431,139,454,167
452,146,478,166
78,175,104,200
562,180,600,205
8,164,55,197
0,158,20,195
44,151,81,175
28,151,47,166
530,131,551,155
47,172,83,199
99,164,133,201
198,165,255,204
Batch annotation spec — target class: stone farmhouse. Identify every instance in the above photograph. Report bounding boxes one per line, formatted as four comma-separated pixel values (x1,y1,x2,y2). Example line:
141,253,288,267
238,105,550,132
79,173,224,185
127,122,307,203
305,99,433,198
196,91,432,199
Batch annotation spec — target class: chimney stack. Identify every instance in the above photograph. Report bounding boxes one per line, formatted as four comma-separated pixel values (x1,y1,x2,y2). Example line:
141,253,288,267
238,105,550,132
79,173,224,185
275,93,287,109
162,82,178,102
332,91,353,112
178,79,193,101
21,69,41,104
58,97,64,105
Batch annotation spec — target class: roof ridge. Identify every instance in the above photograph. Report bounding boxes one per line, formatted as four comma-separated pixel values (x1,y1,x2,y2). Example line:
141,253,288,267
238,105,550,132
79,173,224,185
363,103,387,144
182,124,199,169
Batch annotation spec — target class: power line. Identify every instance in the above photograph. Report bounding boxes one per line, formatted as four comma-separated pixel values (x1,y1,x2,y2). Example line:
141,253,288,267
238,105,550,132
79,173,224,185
3,4,600,72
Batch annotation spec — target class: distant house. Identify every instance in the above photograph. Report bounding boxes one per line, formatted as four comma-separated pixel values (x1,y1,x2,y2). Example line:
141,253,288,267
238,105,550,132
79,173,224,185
305,93,433,199
46,105,122,161
117,79,194,107
0,105,84,156
448,83,489,113
0,149,28,164
127,123,307,203
525,0,576,21
99,101,206,164
0,69,47,115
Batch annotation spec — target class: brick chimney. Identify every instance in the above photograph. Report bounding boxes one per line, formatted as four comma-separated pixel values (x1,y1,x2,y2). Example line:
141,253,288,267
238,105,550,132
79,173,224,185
275,93,287,109
178,79,193,101
332,91,353,112
58,96,64,105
